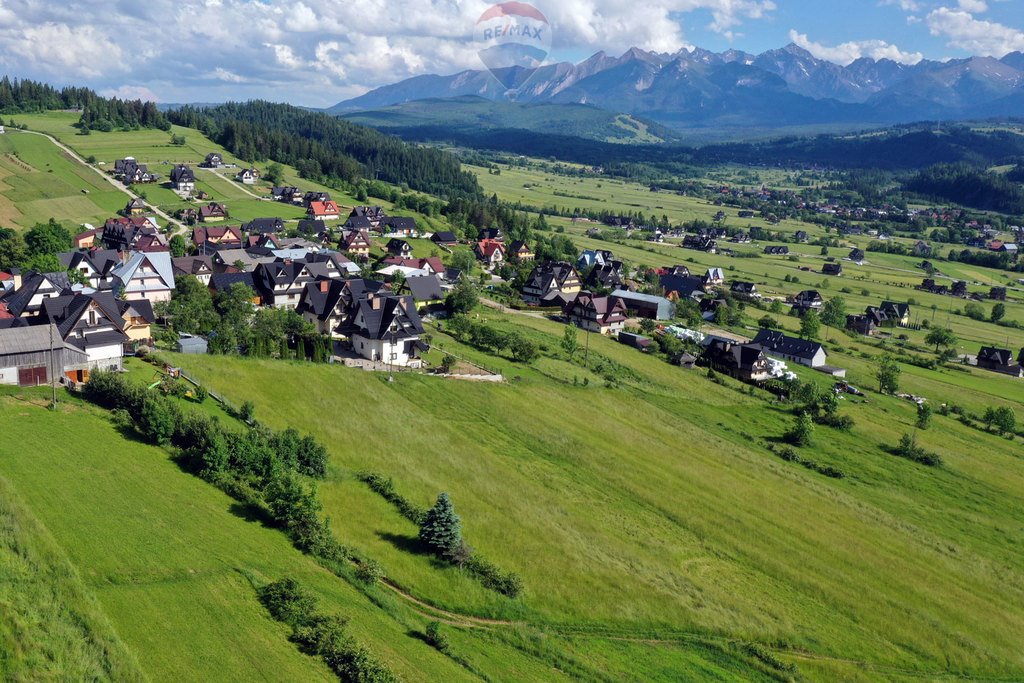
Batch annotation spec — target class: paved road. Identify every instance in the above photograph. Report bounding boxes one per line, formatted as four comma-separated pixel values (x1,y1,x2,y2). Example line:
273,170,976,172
15,129,188,236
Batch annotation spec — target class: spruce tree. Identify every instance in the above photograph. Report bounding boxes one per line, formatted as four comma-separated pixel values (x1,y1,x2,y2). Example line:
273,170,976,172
419,493,462,558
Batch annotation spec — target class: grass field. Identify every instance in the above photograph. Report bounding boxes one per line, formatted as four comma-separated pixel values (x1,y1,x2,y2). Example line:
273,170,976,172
166,313,1024,682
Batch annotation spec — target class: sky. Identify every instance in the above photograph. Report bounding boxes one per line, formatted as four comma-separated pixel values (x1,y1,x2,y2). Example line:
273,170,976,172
0,0,1022,107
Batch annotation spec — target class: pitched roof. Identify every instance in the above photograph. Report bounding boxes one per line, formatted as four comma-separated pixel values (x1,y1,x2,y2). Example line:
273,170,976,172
752,329,824,361
659,274,705,299
405,275,444,302
111,251,175,293
353,294,424,340
0,323,89,358
209,271,256,292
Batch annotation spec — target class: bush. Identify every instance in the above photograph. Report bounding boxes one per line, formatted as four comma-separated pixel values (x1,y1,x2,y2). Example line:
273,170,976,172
892,433,942,466
425,621,450,653
784,412,814,446
355,559,385,585
464,554,524,598
258,577,318,627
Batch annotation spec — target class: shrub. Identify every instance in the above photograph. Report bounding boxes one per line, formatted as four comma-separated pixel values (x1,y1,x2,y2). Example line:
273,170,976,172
892,433,942,466
258,577,318,628
355,559,385,585
465,554,524,598
139,396,179,446
784,412,814,447
425,621,450,653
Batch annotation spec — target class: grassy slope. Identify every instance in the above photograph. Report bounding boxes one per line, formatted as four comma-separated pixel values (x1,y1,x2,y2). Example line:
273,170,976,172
170,312,1024,681
0,470,144,681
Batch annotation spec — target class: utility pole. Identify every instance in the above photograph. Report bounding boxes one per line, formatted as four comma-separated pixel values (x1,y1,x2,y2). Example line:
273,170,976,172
48,323,56,408
584,326,591,368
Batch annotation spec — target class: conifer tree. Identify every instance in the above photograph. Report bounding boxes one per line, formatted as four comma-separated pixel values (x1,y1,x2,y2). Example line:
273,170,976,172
419,493,462,558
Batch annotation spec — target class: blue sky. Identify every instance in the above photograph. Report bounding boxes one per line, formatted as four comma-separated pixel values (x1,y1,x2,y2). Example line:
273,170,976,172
0,0,1020,106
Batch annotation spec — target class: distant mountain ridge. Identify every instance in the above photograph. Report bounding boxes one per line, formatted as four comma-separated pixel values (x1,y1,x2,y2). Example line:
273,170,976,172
330,43,1024,131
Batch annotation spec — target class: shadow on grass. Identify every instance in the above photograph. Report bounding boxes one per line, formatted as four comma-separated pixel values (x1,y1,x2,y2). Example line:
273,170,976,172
376,531,451,569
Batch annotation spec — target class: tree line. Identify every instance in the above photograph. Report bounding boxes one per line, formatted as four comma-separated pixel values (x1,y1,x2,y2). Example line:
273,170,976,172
167,101,481,198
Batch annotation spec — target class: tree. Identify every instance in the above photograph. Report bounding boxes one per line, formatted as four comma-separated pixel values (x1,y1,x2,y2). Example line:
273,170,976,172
0,228,27,271
448,249,476,275
507,333,538,363
264,162,284,186
785,411,814,446
419,493,462,559
799,310,821,339
169,234,187,258
758,315,779,329
560,324,579,361
445,279,478,315
820,296,846,328
963,302,986,321
139,397,177,446
159,275,219,335
992,406,1016,435
24,219,72,258
924,327,957,354
990,303,1006,323
916,402,932,430
876,355,901,394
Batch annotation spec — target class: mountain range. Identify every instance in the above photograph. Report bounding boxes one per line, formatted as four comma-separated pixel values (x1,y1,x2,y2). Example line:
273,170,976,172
330,44,1024,132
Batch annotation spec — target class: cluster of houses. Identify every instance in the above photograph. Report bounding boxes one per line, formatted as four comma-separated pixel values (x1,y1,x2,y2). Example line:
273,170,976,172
846,301,912,336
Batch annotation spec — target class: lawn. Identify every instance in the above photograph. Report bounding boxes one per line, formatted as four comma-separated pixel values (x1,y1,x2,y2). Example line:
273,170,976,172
168,320,1024,681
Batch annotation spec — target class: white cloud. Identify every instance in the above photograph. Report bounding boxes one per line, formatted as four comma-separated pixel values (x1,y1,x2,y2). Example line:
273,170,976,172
880,0,921,11
788,30,924,65
926,7,1024,56
957,0,987,12
100,85,161,102
1,23,127,78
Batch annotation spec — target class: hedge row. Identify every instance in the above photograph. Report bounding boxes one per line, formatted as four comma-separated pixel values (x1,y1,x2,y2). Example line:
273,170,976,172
259,578,398,683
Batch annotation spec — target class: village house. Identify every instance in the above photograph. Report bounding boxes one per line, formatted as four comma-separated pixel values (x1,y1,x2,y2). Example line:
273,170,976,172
350,206,387,228
380,257,444,277
522,261,581,306
478,228,504,242
100,216,163,252
0,324,90,387
383,217,418,237
976,346,1022,377
123,197,147,217
791,289,824,315
474,239,505,268
822,262,843,276
111,251,175,304
659,273,705,301
563,292,628,334
201,152,223,168
730,281,758,298
508,240,534,262
386,238,413,258
402,275,446,312
763,245,789,255
430,231,459,247
752,329,828,369
880,301,911,326
618,331,653,352
236,167,260,184
344,215,374,232
271,186,302,204
241,217,285,234
682,235,716,253
59,250,121,290
610,290,675,320
848,248,865,264
585,261,624,290
172,256,215,285
309,200,341,221
296,277,386,338
700,337,772,382
340,229,372,260
703,267,725,286
36,291,144,376
169,165,196,192
255,259,338,309
341,292,426,367
577,249,615,270
846,313,878,336
192,225,243,249
199,202,229,223
0,271,70,318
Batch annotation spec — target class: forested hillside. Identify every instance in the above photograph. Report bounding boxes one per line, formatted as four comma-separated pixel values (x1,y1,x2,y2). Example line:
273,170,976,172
905,163,1024,214
169,102,481,198
0,76,170,132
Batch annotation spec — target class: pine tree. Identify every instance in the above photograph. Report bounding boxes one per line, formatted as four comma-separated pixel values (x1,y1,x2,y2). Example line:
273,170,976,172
419,493,462,558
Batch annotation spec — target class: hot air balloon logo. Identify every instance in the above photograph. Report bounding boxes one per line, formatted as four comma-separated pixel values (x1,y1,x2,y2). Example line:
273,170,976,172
474,2,551,93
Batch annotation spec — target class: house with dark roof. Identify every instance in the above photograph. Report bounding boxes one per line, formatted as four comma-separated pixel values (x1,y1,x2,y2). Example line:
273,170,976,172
659,274,705,301
846,313,877,336
478,227,504,242
577,249,615,270
123,197,147,216
730,281,758,298
822,262,843,276
403,275,445,310
682,235,716,252
610,290,674,320
296,278,386,337
101,216,162,252
0,271,71,318
701,337,772,382
169,165,196,192
201,153,223,168
350,206,387,227
848,248,866,264
172,255,214,285
271,186,301,203
618,331,653,352
990,286,1007,301
341,292,425,367
752,329,827,368
522,261,581,305
242,217,284,234
255,259,337,309
585,261,624,290
340,229,372,259
386,238,412,258
791,290,824,315
508,240,534,262
794,230,809,243
564,292,627,334
977,346,1022,377
297,219,327,236
430,231,459,247
952,281,968,297
763,245,789,255
37,291,135,372
59,250,121,290
880,301,911,326
208,271,259,300
383,217,418,237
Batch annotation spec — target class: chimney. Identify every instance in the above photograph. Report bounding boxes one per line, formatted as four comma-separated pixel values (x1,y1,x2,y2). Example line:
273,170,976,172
371,294,381,310
11,268,21,290
319,279,329,293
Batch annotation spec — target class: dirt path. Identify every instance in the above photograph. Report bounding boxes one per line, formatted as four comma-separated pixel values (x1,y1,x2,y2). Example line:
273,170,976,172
380,580,518,628
15,129,187,236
